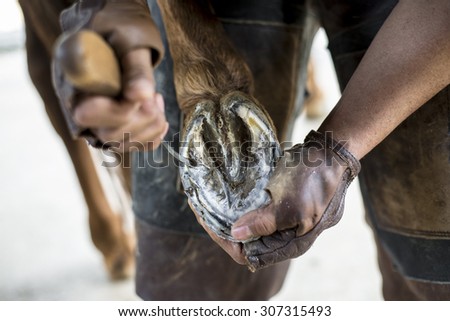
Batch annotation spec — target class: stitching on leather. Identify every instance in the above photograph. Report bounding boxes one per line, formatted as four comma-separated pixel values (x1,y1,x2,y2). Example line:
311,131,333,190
305,130,361,178
247,177,350,268
218,18,304,29
377,223,450,239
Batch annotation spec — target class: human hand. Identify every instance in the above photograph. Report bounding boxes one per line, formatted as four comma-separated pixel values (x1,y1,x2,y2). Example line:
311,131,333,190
72,48,169,151
190,131,360,271
232,131,360,271
190,199,247,265
52,0,167,150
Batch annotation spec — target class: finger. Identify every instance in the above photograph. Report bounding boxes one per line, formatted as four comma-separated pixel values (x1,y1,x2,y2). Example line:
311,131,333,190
96,108,167,147
124,94,167,150
244,230,299,271
95,94,166,140
122,121,167,151
231,203,277,241
214,236,247,265
188,200,247,265
74,96,139,128
142,92,165,114
122,48,155,102
103,93,165,144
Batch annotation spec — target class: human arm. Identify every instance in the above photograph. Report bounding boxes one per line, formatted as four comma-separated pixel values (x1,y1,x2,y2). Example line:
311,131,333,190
318,0,450,159
227,0,450,269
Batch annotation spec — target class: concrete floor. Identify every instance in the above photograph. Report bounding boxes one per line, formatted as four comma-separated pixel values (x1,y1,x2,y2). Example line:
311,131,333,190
0,23,382,300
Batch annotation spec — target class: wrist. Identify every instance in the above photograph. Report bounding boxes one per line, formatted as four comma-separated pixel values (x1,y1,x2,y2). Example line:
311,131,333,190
304,130,361,179
317,116,369,160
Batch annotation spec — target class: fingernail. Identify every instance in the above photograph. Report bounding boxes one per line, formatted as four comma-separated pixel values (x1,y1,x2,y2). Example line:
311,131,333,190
231,225,252,240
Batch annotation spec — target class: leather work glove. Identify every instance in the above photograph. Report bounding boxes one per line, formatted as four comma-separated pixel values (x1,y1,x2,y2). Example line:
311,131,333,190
237,131,360,270
52,0,167,149
224,130,361,271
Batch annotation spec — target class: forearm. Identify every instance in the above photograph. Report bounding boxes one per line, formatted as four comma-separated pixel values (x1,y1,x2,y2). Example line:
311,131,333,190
319,0,450,159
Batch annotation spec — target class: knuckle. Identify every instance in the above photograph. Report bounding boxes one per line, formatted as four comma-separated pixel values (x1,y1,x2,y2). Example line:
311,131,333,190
252,209,277,235
144,108,158,122
119,108,136,124
260,218,277,235
143,101,160,118
127,69,147,83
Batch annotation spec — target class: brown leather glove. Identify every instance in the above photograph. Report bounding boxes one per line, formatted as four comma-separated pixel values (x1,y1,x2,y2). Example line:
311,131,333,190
52,0,164,146
231,130,361,271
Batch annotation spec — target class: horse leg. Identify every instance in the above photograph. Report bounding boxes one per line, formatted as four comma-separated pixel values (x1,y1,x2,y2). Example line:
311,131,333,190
19,0,135,279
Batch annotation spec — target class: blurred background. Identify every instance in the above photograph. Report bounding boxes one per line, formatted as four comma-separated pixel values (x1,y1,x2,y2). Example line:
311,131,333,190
0,0,382,300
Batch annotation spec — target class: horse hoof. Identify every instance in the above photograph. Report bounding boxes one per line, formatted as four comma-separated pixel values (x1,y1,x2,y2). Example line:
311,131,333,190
104,233,135,280
180,92,281,241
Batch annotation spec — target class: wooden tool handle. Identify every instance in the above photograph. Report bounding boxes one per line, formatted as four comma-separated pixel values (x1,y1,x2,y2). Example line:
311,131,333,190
54,30,121,96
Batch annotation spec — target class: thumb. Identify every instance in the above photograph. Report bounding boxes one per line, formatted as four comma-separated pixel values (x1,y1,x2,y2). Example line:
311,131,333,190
121,48,155,102
231,203,277,241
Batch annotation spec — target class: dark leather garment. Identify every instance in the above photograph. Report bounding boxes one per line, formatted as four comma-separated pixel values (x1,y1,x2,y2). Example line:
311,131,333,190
135,217,290,300
360,88,450,290
376,235,450,300
218,0,319,142
315,0,398,87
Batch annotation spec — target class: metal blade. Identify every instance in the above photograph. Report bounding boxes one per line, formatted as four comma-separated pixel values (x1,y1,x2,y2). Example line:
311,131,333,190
161,140,192,167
